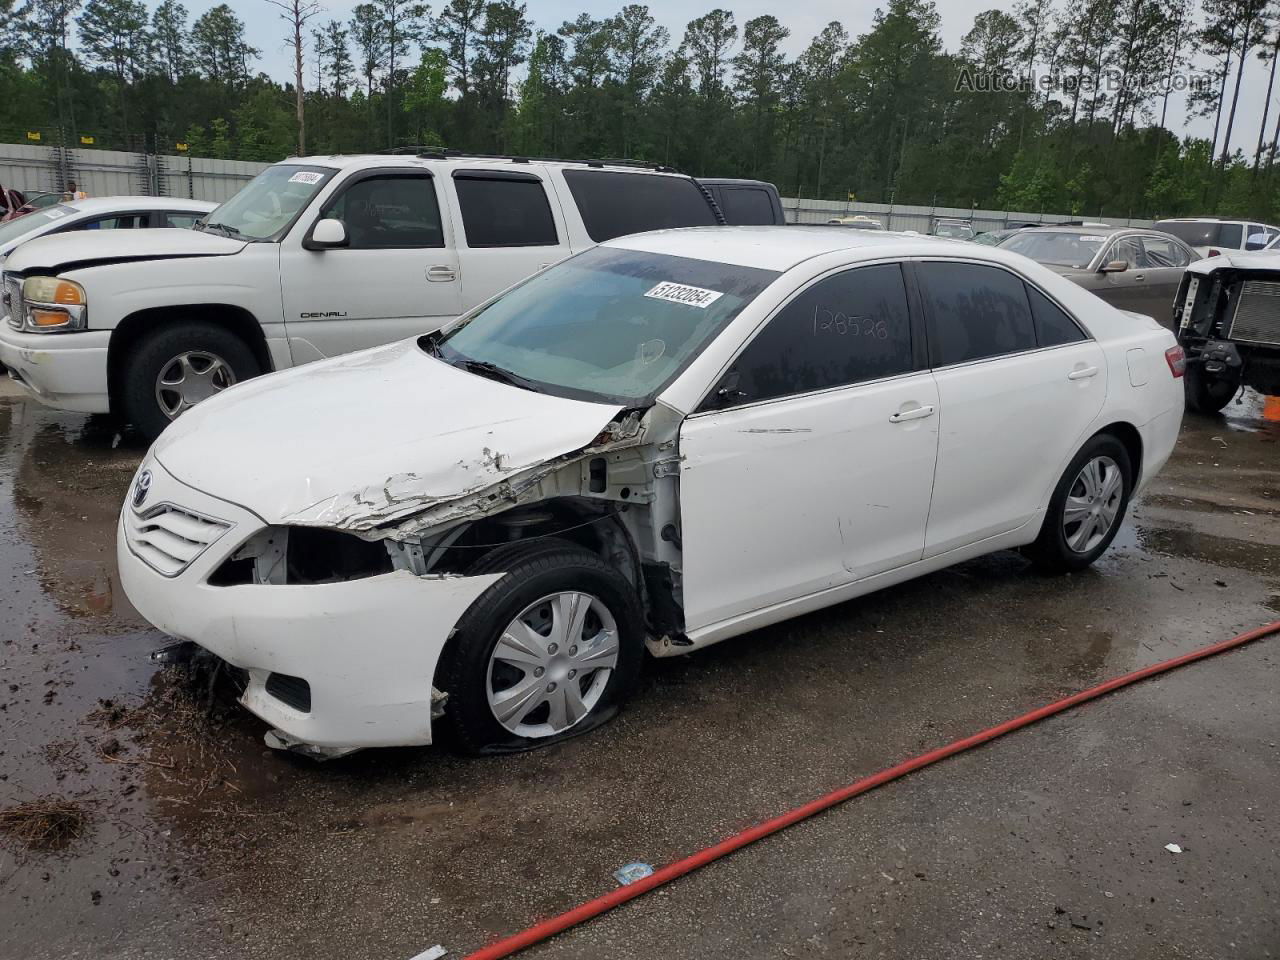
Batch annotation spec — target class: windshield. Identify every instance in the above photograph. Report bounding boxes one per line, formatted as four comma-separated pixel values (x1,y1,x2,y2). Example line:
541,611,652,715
201,164,335,241
436,246,779,403
0,206,77,247
1001,231,1108,268
934,223,973,239
972,231,1006,246
1155,220,1241,248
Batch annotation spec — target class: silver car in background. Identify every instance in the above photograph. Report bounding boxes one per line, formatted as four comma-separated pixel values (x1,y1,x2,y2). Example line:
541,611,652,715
1000,226,1199,325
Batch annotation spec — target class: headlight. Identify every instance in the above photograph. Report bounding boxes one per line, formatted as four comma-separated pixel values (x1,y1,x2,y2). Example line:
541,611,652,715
21,276,87,331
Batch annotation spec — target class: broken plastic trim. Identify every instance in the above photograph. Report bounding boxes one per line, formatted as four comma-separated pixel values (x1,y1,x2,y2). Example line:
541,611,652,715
263,729,362,761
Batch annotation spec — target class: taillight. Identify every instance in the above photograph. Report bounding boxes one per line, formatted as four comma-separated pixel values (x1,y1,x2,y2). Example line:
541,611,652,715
1207,248,1221,257
1165,345,1186,378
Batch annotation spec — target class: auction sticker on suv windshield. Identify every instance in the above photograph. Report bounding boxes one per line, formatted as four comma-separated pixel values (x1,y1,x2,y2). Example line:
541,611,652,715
288,171,324,185
644,282,724,309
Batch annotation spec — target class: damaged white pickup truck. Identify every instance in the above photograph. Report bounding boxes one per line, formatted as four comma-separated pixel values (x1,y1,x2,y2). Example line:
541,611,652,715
118,227,1185,757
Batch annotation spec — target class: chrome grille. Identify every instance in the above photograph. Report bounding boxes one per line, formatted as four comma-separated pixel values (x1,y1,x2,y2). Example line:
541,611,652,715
3,275,21,331
124,503,232,577
1227,280,1280,346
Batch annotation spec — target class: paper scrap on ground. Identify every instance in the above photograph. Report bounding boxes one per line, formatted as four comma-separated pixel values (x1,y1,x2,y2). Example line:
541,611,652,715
614,862,655,886
408,945,447,960
1165,843,1183,854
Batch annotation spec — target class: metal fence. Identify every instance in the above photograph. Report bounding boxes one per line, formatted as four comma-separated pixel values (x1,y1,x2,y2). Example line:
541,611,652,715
2,141,1155,230
783,197,1154,231
0,141,269,202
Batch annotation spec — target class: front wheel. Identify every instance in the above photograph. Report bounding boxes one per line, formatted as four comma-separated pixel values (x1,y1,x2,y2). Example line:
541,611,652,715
120,321,261,441
1025,434,1132,574
434,539,645,755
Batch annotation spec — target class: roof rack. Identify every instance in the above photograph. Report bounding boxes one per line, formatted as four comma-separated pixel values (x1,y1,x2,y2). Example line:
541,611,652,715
382,146,682,174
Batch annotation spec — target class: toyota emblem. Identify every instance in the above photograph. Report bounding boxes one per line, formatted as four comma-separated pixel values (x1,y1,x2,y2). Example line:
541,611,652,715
132,469,152,509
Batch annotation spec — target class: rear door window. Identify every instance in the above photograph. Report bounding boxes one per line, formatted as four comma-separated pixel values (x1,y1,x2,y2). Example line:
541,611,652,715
719,263,914,407
917,261,1037,366
717,187,777,225
453,172,558,247
562,170,718,242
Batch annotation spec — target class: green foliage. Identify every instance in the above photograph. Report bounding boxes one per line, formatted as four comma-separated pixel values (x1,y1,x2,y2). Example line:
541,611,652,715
4,0,1280,218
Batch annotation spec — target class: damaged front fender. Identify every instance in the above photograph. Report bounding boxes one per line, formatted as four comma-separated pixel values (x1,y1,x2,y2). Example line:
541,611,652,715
283,407,655,539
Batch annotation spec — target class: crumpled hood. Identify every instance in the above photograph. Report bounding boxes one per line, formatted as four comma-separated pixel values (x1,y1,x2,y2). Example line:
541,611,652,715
152,338,624,530
1187,250,1280,275
3,228,245,274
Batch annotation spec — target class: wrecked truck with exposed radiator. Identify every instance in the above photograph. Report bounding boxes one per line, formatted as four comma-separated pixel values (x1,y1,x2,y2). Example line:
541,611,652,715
1175,251,1280,413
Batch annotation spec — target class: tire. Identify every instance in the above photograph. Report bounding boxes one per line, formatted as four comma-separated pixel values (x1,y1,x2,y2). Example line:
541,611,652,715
120,321,261,442
1184,366,1237,415
435,538,645,755
1025,434,1133,575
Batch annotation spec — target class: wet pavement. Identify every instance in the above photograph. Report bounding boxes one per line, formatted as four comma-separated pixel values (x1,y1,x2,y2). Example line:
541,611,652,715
1,378,1277,960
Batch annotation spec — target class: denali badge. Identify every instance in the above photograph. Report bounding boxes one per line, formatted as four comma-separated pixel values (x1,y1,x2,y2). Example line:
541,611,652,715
300,311,349,318
132,469,152,508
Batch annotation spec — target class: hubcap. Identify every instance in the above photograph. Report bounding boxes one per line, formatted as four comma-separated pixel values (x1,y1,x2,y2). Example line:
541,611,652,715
486,592,619,739
155,351,236,420
1063,455,1123,553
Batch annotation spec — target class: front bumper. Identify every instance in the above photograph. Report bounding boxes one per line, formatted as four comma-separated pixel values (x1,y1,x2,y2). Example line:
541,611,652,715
117,460,500,749
0,327,111,413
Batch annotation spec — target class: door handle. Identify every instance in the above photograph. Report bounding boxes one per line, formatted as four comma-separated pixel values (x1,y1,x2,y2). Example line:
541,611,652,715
427,265,456,282
1132,274,1146,281
888,404,935,423
1068,366,1099,380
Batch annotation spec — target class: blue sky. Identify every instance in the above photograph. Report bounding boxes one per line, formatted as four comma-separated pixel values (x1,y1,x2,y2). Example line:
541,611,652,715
228,0,1274,156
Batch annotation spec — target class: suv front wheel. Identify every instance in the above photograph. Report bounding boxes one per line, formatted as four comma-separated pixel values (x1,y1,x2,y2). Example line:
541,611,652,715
120,321,261,440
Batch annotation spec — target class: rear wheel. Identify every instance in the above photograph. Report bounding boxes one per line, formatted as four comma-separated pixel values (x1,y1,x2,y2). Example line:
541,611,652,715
435,539,645,755
1184,366,1237,415
1026,434,1132,574
120,321,260,441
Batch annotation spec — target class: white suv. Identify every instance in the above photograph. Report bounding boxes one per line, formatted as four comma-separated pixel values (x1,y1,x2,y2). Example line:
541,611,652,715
0,153,724,439
1154,217,1280,258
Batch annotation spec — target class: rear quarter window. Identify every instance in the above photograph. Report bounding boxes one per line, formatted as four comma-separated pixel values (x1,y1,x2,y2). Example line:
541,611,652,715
562,170,718,242
717,187,778,225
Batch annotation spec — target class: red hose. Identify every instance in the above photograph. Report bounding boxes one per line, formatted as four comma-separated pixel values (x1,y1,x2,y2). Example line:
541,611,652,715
464,620,1280,960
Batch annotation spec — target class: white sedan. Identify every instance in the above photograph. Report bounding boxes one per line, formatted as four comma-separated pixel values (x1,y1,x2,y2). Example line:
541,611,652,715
0,196,214,261
118,227,1185,756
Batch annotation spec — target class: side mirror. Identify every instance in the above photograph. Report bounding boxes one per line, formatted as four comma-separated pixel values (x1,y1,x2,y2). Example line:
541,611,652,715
305,218,348,250
1100,259,1129,273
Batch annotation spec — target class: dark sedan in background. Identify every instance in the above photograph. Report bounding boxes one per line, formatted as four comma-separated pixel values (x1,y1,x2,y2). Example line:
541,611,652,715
1000,226,1199,325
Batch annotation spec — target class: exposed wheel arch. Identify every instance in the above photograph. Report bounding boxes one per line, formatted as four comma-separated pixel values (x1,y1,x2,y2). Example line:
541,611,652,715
107,305,272,416
1094,420,1143,485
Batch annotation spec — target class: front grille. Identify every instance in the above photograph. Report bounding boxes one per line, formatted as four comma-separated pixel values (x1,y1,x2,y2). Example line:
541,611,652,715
265,673,312,712
124,503,232,576
3,275,21,330
1227,280,1280,346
